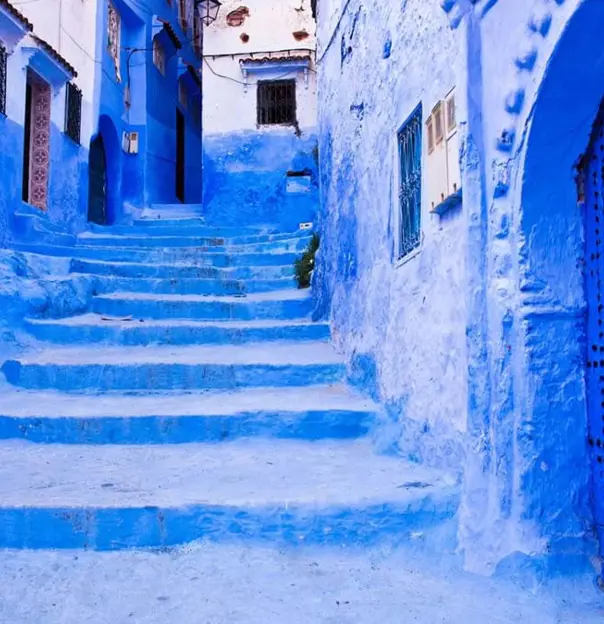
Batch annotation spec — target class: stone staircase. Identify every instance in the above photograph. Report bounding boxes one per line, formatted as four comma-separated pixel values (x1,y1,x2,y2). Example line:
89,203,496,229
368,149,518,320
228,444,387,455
0,208,458,551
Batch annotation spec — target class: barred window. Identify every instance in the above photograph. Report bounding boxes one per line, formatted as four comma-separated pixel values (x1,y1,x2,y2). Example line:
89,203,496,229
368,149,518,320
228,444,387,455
107,2,121,81
65,82,82,144
0,44,6,116
257,80,296,126
153,37,165,75
397,105,422,259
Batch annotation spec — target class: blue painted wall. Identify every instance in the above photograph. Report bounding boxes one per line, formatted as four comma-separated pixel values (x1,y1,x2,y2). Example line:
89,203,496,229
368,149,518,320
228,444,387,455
316,0,604,576
97,0,203,222
315,0,466,469
202,129,318,230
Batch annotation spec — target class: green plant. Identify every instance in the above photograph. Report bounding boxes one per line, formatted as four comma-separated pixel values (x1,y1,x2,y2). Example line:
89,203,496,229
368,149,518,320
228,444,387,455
295,233,320,289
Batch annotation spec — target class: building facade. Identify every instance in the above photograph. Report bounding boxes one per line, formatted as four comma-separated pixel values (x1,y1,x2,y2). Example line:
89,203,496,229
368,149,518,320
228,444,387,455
0,0,98,246
202,0,318,230
94,0,203,224
314,0,604,575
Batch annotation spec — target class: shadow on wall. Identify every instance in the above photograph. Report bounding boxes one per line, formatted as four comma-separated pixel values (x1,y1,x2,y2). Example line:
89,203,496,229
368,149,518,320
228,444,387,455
202,129,319,230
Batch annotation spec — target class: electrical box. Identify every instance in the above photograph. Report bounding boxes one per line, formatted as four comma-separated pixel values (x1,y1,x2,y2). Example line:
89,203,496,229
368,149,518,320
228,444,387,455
129,131,139,154
122,131,139,154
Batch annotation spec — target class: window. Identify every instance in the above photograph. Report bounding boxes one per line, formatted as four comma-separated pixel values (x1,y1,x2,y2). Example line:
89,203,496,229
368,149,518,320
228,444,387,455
257,80,296,126
179,0,188,31
178,80,188,110
107,2,121,81
446,93,456,133
64,82,82,144
153,37,165,75
426,115,434,154
193,15,202,57
397,105,422,259
432,102,443,145
0,44,6,116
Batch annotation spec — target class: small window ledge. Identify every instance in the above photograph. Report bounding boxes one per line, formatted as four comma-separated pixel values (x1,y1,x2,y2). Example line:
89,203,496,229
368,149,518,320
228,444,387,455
430,187,462,216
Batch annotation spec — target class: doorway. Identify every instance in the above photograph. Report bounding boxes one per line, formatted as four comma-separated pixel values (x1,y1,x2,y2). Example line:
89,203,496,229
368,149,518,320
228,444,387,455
88,134,107,224
22,72,51,210
176,108,185,202
583,98,604,558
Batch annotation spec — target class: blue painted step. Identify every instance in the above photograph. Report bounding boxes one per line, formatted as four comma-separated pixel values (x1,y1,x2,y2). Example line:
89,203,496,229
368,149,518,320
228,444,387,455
91,290,312,321
24,315,329,346
1,342,345,391
89,275,296,296
90,224,290,239
70,258,295,280
13,243,300,266
0,439,459,549
78,233,311,253
0,385,374,444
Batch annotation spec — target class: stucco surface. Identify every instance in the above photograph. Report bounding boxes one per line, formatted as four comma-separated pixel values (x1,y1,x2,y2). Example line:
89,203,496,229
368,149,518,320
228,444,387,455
315,0,467,469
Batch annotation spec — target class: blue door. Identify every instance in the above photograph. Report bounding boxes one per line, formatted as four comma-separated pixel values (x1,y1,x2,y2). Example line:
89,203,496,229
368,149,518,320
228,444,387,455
88,135,107,225
584,100,604,559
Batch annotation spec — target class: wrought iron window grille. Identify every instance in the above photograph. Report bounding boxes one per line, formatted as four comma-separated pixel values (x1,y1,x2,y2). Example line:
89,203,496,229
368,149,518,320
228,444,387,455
65,82,82,144
0,44,7,116
397,106,423,260
257,79,297,126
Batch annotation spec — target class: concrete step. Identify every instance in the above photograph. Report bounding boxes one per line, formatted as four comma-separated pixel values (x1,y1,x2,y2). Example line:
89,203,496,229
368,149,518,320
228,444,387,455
0,385,374,444
24,315,329,346
91,290,312,322
0,439,459,549
90,275,296,296
139,204,204,221
70,258,295,280
78,232,311,253
1,341,345,392
90,223,286,239
13,243,300,267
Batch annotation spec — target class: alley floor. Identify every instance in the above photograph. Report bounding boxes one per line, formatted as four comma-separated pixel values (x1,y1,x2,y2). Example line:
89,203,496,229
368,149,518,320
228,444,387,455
0,543,602,623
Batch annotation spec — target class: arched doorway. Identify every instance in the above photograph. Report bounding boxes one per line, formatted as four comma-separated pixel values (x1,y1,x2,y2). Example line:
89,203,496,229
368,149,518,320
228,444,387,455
88,134,107,224
582,100,604,559
509,0,604,569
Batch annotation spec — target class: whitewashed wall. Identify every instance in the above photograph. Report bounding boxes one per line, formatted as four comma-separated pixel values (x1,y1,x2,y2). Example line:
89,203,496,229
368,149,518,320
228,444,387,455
19,0,99,143
203,0,317,135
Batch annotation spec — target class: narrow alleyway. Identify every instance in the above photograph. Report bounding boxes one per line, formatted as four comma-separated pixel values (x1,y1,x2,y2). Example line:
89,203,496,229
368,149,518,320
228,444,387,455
0,211,601,620
0,207,601,621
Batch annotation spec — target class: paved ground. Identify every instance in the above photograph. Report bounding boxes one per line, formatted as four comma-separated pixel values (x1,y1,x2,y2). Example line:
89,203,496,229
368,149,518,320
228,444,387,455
0,543,602,623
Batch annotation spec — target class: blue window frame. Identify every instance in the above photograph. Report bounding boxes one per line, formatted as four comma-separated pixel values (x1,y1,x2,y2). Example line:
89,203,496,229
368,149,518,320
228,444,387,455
397,105,422,259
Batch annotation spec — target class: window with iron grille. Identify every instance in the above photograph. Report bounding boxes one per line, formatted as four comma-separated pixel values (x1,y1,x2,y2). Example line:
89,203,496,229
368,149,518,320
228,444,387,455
257,80,297,126
397,105,422,259
0,44,7,116
64,82,82,144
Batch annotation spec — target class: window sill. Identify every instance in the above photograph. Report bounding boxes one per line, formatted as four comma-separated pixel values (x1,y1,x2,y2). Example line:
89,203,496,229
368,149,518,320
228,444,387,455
394,240,422,269
430,188,462,216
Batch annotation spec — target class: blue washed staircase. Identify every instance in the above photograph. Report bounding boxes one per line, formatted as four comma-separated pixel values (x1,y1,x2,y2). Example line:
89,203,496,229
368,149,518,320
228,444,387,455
0,208,458,551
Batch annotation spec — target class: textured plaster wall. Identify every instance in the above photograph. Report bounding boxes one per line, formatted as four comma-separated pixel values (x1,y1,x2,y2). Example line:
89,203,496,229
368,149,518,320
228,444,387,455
315,0,467,469
454,0,602,574
317,0,604,575
202,0,318,229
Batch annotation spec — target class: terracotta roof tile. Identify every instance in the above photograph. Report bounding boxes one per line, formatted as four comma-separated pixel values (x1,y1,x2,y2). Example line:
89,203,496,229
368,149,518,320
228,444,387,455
240,54,311,66
158,18,182,49
0,0,33,31
31,34,77,77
